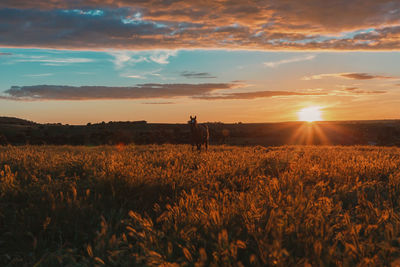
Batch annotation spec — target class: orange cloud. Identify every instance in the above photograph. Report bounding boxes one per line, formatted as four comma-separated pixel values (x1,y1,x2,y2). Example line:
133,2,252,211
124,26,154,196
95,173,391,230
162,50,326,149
340,87,387,94
0,1,400,50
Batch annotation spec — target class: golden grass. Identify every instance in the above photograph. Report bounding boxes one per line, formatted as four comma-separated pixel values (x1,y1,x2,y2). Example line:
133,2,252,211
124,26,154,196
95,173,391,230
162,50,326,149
1,145,400,266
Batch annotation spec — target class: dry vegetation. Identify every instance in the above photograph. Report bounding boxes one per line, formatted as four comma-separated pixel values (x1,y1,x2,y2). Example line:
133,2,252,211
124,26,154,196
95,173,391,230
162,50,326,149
1,145,400,266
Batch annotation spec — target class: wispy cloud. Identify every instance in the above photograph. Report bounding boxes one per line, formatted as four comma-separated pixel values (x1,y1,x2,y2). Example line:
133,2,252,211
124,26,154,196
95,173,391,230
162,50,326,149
108,50,177,69
352,90,387,94
121,68,162,80
15,57,93,65
341,73,393,80
108,51,149,69
194,90,326,100
344,87,358,91
24,73,53,77
180,71,217,79
264,55,316,68
0,52,12,56
339,87,387,94
302,73,341,80
124,75,145,79
303,72,395,80
142,102,175,104
301,73,341,81
75,72,95,75
149,50,177,64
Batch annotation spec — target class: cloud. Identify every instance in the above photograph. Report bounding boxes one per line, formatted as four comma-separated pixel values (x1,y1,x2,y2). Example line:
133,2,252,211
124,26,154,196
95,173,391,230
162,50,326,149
303,72,395,80
341,73,393,80
0,1,400,50
194,90,326,100
2,1,399,32
108,51,147,69
75,71,95,75
24,73,53,77
149,50,177,64
193,86,387,100
180,71,216,79
1,82,332,101
120,68,163,80
1,83,244,101
123,75,144,79
264,55,316,68
355,90,387,94
108,50,177,69
14,56,94,65
0,52,12,56
340,87,387,94
142,102,175,104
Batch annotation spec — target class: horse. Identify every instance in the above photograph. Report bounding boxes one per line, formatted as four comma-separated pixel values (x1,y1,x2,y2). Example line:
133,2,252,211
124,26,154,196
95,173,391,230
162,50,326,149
188,115,209,151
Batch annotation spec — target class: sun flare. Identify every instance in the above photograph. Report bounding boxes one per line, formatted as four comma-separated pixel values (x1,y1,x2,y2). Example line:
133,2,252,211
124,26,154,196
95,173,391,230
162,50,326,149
298,106,323,122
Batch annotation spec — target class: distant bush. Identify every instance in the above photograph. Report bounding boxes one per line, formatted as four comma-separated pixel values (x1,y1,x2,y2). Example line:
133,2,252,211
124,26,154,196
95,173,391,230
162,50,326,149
0,134,7,145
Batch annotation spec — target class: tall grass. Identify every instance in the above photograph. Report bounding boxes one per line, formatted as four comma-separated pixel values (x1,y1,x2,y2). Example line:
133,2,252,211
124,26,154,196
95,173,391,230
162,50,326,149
1,145,400,266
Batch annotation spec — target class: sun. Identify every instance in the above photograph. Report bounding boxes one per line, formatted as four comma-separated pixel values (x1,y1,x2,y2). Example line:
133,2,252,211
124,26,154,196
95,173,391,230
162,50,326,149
298,106,323,122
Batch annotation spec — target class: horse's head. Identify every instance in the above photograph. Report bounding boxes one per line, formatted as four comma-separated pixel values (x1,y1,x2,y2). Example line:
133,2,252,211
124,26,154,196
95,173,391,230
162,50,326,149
188,115,197,127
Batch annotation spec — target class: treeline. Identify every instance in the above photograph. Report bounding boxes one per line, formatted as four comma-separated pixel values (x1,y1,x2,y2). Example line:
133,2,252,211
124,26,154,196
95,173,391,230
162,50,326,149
1,118,400,146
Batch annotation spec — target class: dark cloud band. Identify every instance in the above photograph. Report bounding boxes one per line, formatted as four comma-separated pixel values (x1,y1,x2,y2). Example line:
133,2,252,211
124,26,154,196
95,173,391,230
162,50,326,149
1,83,329,101
1,83,243,100
180,71,216,79
0,1,400,50
194,91,327,100
341,73,393,80
303,72,396,80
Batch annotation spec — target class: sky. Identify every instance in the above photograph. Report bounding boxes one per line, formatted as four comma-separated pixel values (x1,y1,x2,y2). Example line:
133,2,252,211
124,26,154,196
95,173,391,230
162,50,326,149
0,1,400,124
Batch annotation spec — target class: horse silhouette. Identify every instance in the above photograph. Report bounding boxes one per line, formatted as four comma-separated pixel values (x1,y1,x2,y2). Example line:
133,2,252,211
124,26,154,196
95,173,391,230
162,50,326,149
188,115,209,151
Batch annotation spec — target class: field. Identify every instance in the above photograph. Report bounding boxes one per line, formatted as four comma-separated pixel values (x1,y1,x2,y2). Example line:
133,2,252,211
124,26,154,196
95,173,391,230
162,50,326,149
1,145,400,266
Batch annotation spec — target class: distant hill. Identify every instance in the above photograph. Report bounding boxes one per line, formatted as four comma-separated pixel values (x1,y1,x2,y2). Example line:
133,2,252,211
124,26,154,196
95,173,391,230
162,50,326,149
0,116,36,126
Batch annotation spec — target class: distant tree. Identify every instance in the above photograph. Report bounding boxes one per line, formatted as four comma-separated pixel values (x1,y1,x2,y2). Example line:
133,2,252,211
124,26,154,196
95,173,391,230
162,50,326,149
112,131,132,145
0,134,8,145
14,133,27,145
69,134,87,145
132,120,147,125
